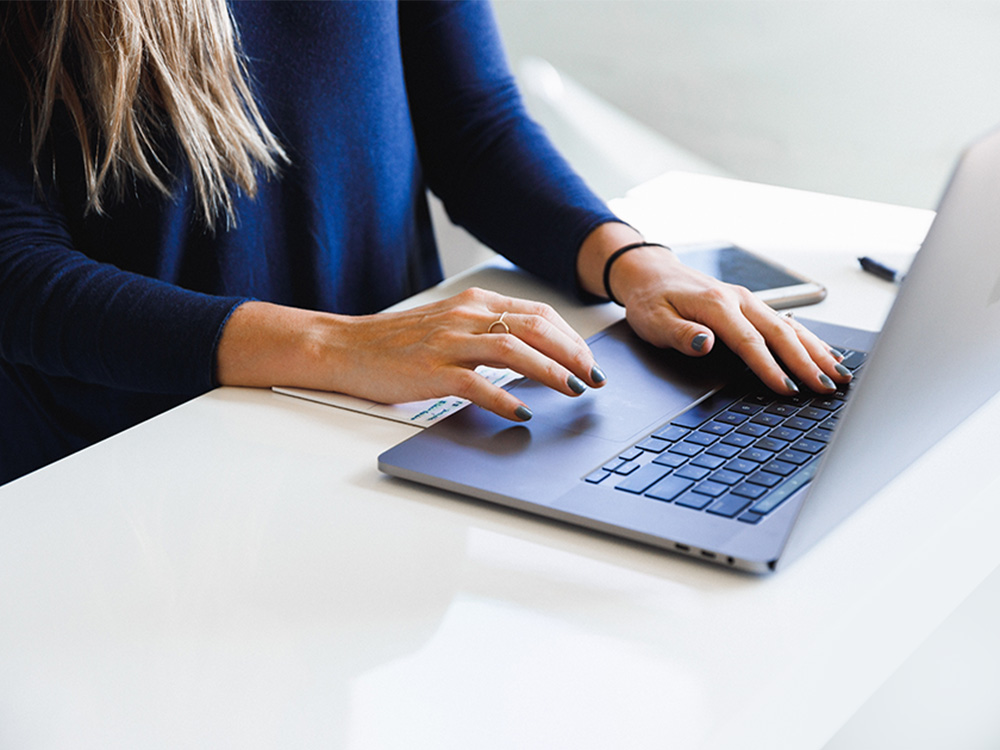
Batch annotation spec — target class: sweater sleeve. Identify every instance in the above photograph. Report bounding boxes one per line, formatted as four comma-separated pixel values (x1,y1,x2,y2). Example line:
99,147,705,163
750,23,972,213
398,0,621,298
0,92,246,396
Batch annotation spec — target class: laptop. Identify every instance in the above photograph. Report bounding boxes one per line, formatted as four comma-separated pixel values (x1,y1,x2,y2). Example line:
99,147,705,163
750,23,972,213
379,127,1000,573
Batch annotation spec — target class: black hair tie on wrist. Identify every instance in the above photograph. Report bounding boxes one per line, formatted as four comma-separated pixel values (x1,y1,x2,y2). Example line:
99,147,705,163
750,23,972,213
602,241,670,306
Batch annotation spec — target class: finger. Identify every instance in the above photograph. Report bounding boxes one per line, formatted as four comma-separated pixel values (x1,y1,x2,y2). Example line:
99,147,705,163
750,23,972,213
481,299,607,387
712,314,803,395
622,298,719,357
781,316,854,384
498,308,608,387
745,308,844,393
464,331,593,398
442,365,534,422
492,296,588,350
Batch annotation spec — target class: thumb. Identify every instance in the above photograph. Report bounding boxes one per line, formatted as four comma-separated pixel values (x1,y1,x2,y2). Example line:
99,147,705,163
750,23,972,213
627,307,715,357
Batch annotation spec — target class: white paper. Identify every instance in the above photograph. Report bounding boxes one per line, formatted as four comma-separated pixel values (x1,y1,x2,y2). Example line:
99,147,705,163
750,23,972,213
273,366,521,427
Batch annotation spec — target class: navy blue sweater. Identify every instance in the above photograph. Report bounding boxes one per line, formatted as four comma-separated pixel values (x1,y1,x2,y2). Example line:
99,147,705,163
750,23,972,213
0,1,616,484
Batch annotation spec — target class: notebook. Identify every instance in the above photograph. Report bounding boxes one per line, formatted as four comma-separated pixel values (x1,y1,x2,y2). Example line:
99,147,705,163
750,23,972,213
379,127,1000,573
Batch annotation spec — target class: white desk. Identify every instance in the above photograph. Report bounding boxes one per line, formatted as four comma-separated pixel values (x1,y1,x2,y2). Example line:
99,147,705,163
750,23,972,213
2,174,994,750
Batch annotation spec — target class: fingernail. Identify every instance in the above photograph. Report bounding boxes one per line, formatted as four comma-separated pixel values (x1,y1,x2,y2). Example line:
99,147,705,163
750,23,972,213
835,363,852,378
819,373,836,390
830,348,844,361
591,364,607,384
568,374,587,394
784,377,799,394
514,405,533,421
691,333,709,352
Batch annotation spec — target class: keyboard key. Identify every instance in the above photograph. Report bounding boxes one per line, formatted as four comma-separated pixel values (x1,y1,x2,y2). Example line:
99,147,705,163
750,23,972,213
737,511,764,524
750,412,784,427
584,469,610,484
798,406,828,421
603,459,625,472
715,411,749,426
645,475,694,502
615,464,673,494
636,436,669,453
765,403,798,417
731,482,768,499
707,494,753,518
755,437,789,453
724,458,757,475
653,424,690,442
739,447,774,463
776,449,811,465
809,397,842,411
722,433,756,447
806,428,835,443
771,427,804,442
706,443,741,459
710,469,743,486
786,416,818,431
613,461,641,475
761,459,796,477
653,452,688,468
700,421,734,436
736,423,770,438
685,431,718,446
674,490,713,509
841,349,867,370
619,447,643,461
791,438,825,454
692,480,728,497
746,470,782,488
730,401,764,415
692,453,728,469
675,464,711,481
668,441,703,457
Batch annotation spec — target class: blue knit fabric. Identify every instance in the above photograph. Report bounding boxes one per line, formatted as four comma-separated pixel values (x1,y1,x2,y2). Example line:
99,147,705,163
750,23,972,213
0,1,616,483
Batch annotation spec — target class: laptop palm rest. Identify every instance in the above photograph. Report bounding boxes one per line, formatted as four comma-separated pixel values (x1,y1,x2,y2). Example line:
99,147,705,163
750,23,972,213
503,320,731,443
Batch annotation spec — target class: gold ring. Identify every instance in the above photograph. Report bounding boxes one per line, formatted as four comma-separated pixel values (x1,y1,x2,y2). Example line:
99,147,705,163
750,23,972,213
487,311,510,334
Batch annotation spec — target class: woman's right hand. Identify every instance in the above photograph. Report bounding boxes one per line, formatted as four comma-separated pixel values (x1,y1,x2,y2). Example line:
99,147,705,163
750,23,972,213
215,288,608,421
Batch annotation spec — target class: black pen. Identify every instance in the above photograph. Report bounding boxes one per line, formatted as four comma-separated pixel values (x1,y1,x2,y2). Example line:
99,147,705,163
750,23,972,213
858,256,905,284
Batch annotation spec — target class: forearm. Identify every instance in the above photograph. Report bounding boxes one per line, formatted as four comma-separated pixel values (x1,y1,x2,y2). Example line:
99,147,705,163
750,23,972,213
215,300,345,389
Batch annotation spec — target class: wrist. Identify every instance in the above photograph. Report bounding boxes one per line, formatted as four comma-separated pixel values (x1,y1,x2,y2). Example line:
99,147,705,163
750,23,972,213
602,241,671,305
575,221,645,297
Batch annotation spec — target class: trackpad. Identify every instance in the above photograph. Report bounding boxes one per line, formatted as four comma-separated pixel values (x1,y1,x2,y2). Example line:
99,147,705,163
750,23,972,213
506,320,734,442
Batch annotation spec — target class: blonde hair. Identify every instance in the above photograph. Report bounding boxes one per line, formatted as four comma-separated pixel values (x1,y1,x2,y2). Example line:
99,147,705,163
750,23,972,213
7,0,286,230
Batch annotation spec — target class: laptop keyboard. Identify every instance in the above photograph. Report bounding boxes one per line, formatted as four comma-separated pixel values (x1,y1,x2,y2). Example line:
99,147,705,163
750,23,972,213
583,349,867,524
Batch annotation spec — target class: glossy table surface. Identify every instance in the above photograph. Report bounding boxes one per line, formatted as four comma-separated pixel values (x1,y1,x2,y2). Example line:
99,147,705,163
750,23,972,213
5,174,994,750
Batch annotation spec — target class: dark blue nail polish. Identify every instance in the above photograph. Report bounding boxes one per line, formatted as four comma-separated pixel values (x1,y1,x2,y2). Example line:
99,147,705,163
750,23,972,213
591,364,607,384
514,405,533,421
568,375,587,394
692,333,709,352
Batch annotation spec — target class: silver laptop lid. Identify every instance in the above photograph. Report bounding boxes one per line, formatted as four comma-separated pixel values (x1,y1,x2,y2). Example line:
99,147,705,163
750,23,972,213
778,127,1000,568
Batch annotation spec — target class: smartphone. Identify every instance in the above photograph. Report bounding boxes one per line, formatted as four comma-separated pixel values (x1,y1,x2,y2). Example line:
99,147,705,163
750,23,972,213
674,242,826,309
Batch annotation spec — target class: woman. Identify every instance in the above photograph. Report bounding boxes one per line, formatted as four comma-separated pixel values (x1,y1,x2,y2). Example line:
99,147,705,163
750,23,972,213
0,1,849,485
